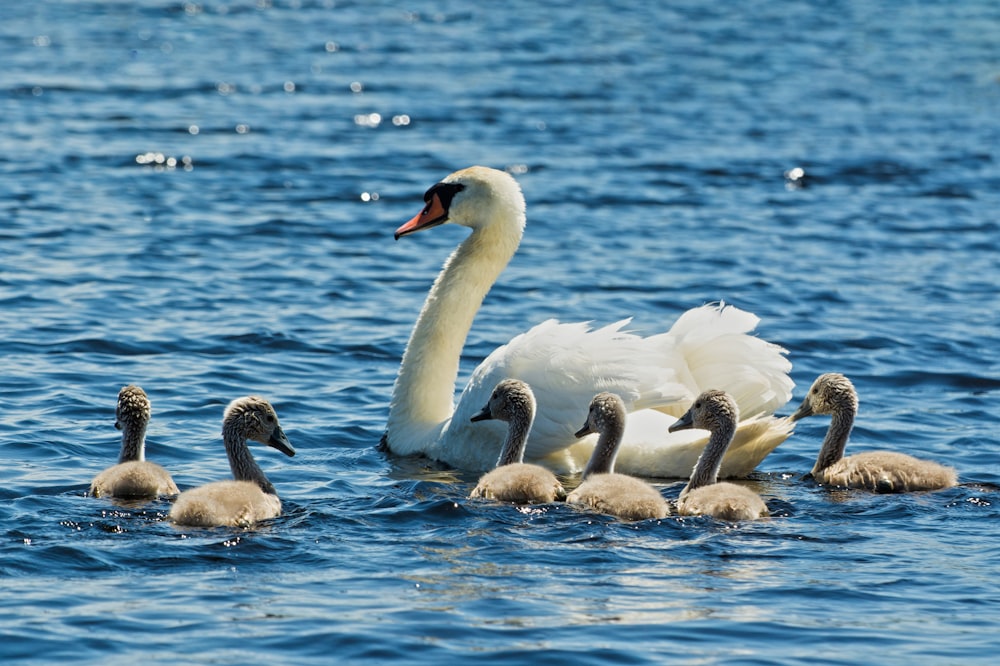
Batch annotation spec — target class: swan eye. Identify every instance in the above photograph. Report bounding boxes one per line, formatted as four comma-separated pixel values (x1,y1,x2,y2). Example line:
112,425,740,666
265,413,276,424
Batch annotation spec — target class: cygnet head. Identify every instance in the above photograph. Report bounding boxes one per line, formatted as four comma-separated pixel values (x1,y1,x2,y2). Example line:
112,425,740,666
575,392,627,438
116,384,151,433
223,396,296,458
668,389,739,433
394,166,525,239
790,373,858,422
471,378,535,424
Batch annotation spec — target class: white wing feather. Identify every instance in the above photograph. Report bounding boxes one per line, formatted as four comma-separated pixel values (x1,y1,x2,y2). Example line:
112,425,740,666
443,303,794,472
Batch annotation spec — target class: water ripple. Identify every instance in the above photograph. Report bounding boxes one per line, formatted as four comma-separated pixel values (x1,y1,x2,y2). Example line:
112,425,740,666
3,0,1000,663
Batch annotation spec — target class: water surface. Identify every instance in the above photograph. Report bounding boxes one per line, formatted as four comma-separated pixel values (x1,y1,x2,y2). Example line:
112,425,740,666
2,1,999,664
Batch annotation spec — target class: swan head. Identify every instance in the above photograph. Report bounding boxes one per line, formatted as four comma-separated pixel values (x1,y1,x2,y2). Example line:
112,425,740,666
789,373,857,422
394,166,526,239
223,396,296,457
115,385,151,432
668,389,739,433
471,378,536,424
575,392,627,438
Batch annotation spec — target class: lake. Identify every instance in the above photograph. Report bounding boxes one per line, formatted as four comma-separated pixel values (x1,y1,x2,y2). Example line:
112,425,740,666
1,1,999,664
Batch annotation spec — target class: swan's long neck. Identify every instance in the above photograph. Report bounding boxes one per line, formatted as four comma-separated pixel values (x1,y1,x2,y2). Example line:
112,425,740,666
118,423,147,463
223,424,275,495
583,418,625,479
387,212,522,453
497,408,534,467
811,407,855,476
684,420,736,493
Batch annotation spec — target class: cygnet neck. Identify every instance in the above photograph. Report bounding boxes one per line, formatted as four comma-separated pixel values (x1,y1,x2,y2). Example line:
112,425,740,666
496,404,534,467
118,420,148,463
582,411,626,479
812,403,856,476
222,420,275,495
684,419,737,492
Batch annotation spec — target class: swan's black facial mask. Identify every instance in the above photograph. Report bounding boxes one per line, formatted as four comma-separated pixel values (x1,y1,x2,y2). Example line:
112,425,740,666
394,182,466,239
425,182,464,213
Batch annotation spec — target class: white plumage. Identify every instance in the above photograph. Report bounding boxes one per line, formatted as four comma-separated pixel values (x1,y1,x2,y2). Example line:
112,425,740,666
383,166,794,474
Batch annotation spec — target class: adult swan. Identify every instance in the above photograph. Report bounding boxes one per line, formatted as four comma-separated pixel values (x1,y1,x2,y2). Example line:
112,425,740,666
382,166,794,474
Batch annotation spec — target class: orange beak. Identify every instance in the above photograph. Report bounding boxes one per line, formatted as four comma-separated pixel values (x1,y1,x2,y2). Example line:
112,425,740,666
394,193,448,240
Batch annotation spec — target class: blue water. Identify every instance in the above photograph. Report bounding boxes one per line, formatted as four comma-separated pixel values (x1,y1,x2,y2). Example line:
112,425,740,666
2,0,999,663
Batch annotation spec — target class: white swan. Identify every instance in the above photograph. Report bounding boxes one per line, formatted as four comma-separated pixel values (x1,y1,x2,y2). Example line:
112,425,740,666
468,379,566,503
383,165,794,474
669,390,769,520
791,373,958,492
90,385,179,499
169,396,296,528
566,393,670,521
